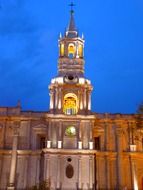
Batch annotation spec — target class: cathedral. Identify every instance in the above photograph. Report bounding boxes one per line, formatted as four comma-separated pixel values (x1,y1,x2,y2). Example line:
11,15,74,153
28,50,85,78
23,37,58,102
0,6,143,190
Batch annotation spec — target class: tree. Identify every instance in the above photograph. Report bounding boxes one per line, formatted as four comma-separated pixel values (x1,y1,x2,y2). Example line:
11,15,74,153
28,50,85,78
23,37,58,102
137,102,143,114
27,181,50,190
136,102,143,129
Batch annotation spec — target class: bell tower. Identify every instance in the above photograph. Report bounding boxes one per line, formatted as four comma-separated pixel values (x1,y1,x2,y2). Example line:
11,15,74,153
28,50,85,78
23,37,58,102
49,6,93,115
45,4,95,190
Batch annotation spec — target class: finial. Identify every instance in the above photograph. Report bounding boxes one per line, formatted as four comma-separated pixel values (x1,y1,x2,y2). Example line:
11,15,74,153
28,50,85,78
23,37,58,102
69,2,75,14
59,32,62,39
82,33,84,39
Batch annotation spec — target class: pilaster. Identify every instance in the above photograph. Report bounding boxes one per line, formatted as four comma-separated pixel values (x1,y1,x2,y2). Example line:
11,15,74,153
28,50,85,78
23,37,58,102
116,126,123,190
89,156,94,189
44,155,51,188
78,156,82,189
83,89,87,110
7,122,20,190
129,155,138,190
87,90,91,111
49,89,54,110
56,155,61,189
58,88,62,110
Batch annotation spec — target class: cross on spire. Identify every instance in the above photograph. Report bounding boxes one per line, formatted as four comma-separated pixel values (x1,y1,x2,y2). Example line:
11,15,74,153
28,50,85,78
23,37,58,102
69,2,75,14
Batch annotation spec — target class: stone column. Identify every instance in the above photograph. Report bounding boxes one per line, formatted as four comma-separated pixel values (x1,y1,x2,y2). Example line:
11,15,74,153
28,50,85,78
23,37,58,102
130,156,138,190
55,88,58,109
47,121,52,148
96,154,100,190
45,155,51,188
49,89,54,110
58,121,62,148
129,122,134,145
79,122,82,141
79,91,83,110
89,122,94,149
116,127,123,190
36,156,40,185
100,134,104,151
78,122,83,149
104,119,110,151
89,156,93,189
7,126,19,190
89,122,93,141
87,90,91,111
76,42,79,58
58,121,62,141
83,89,87,110
58,88,62,110
105,155,110,189
56,155,61,189
78,157,82,189
48,120,51,141
94,154,100,190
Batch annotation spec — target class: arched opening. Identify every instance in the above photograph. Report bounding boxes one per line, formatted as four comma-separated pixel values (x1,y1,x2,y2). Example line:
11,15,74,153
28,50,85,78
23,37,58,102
68,43,75,58
78,44,83,57
63,93,78,115
60,43,64,56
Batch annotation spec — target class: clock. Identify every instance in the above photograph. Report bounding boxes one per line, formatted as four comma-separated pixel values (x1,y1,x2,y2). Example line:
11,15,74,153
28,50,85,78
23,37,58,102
65,126,76,136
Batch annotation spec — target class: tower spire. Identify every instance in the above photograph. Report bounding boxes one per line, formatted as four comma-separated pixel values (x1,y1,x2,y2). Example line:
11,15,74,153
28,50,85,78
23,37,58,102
66,2,78,38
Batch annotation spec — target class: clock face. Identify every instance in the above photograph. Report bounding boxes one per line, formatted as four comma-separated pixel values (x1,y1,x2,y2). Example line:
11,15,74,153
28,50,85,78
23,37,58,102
65,126,76,136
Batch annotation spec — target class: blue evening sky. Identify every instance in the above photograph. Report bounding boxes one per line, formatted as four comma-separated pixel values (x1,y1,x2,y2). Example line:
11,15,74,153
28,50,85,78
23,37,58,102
0,0,143,114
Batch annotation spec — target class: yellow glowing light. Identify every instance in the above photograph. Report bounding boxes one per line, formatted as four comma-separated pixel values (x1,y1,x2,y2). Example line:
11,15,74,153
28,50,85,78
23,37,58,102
60,43,64,56
65,126,76,136
68,43,75,55
63,93,78,115
78,44,83,57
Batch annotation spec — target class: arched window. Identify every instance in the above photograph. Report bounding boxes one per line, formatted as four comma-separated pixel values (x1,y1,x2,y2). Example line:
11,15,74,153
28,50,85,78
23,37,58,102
78,44,83,57
63,93,78,115
60,43,64,56
68,43,75,58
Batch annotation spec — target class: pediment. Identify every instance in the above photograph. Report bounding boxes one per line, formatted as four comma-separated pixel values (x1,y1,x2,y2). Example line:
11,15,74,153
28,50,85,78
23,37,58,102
33,124,47,130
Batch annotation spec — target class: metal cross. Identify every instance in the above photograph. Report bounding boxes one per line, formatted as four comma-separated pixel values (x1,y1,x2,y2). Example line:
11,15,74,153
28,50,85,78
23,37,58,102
69,2,75,12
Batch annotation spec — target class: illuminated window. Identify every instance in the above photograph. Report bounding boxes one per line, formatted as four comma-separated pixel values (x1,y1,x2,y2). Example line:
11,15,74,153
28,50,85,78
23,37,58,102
68,43,75,58
60,43,64,56
78,44,83,57
63,93,78,115
65,126,76,136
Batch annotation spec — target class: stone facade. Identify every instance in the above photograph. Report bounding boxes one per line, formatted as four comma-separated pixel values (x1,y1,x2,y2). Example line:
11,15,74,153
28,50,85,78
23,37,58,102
0,9,143,190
